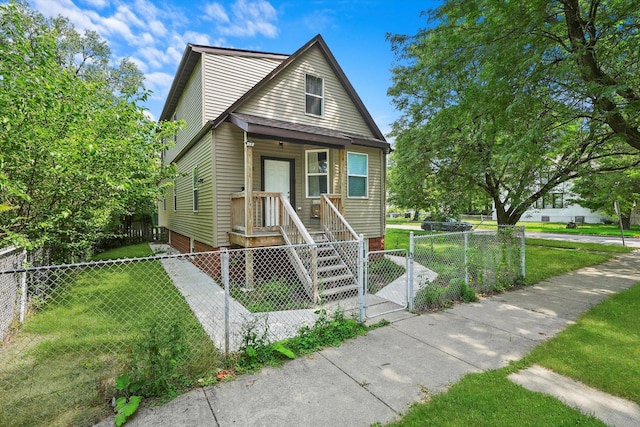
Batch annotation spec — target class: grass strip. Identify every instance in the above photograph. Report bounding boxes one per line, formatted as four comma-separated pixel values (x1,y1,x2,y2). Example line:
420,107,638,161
384,366,605,427
524,283,640,404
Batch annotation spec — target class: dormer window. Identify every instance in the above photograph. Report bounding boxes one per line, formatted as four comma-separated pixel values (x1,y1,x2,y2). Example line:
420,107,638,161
305,74,323,116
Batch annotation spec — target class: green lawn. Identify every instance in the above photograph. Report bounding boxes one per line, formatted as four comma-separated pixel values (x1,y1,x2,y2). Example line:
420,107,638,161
385,228,633,287
525,284,640,404
383,230,640,426
386,217,640,237
0,243,222,427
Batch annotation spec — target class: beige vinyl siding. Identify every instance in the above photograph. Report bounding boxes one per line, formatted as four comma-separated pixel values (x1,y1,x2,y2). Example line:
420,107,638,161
343,146,385,238
165,59,204,165
213,123,245,246
247,140,385,237
203,54,282,121
164,133,214,245
238,47,374,137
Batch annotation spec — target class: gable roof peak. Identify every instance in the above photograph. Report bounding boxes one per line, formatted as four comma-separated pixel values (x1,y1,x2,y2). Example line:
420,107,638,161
212,33,386,142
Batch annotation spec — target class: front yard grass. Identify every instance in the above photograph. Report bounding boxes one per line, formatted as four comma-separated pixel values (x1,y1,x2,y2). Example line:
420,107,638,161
0,243,222,427
385,228,634,287
386,216,640,237
383,229,639,426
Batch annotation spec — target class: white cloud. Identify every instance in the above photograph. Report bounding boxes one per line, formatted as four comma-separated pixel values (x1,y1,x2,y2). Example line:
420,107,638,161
148,19,167,37
30,0,101,33
216,0,278,38
137,46,165,69
165,46,184,64
144,71,175,106
183,31,212,46
81,0,109,9
204,2,229,23
97,16,135,42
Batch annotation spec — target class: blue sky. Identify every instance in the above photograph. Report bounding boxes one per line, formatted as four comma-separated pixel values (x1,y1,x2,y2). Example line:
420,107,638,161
27,0,441,137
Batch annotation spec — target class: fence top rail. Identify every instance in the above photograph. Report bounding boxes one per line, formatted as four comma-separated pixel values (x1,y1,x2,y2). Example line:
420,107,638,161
0,246,21,257
0,251,200,275
0,239,363,275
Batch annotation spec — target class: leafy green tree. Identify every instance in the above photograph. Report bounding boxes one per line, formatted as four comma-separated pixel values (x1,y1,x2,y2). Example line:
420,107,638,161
0,1,178,259
388,0,640,224
570,166,640,229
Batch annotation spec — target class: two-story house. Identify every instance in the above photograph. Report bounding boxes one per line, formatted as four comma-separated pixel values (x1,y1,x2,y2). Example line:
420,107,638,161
158,34,389,264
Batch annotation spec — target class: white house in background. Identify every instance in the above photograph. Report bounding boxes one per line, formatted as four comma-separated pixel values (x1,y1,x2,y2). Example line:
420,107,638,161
493,180,607,224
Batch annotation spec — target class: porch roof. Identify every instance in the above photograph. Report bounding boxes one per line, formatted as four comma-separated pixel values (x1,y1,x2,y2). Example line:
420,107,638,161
226,112,390,151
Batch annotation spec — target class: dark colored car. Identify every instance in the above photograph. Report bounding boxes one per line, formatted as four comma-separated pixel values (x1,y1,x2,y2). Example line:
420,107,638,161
420,219,473,232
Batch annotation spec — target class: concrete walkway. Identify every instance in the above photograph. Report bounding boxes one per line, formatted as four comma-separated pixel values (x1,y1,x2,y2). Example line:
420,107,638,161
96,251,640,427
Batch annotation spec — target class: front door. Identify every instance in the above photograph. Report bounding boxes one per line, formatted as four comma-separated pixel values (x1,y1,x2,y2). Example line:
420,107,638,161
263,158,294,226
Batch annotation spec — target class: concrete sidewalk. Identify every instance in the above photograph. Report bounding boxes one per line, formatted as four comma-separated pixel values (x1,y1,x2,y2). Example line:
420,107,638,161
97,251,640,427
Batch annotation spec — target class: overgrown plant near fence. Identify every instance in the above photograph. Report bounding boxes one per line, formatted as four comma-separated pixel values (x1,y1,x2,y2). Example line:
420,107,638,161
411,227,525,311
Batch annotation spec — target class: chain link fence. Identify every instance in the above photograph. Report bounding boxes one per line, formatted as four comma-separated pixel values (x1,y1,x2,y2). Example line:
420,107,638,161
363,249,409,318
0,227,524,426
411,226,525,311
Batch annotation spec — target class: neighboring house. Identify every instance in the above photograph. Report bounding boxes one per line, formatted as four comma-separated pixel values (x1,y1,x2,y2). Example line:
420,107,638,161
492,180,607,224
157,35,389,297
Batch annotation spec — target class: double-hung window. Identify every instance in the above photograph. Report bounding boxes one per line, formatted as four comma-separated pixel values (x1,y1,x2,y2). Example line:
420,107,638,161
173,180,177,211
347,152,368,198
193,166,199,212
306,150,328,197
305,74,323,116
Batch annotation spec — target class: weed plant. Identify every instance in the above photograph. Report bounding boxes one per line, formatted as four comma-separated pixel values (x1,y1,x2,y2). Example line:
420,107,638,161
236,309,367,372
230,278,313,313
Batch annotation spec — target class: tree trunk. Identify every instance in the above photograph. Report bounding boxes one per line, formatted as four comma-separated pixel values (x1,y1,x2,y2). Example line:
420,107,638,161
493,199,523,225
621,215,631,230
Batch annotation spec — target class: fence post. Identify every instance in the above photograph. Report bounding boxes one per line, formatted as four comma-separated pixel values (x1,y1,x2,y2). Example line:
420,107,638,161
520,226,526,278
408,231,414,312
222,248,230,357
464,232,469,286
357,234,365,323
19,249,27,324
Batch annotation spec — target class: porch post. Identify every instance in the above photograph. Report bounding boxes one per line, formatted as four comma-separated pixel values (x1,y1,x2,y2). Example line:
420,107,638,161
244,134,255,289
244,134,254,235
339,149,347,215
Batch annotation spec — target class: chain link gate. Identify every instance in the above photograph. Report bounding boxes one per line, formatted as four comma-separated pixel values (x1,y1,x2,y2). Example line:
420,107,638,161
363,248,409,318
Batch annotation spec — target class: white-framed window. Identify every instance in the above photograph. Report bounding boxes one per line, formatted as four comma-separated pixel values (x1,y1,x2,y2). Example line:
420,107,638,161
305,74,323,116
306,149,329,198
172,112,178,143
347,152,368,198
173,179,177,211
162,197,166,211
192,166,199,212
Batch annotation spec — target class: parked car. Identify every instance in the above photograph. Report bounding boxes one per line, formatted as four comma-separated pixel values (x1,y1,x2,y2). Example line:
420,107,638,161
421,219,473,232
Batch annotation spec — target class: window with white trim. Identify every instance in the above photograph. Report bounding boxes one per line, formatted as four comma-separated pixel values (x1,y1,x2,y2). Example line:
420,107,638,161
173,180,177,211
305,74,323,116
347,152,368,198
193,166,199,212
306,150,328,197
172,112,178,143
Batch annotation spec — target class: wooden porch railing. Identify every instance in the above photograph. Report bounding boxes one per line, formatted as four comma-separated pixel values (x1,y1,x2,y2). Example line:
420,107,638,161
231,191,288,233
320,194,358,242
230,191,319,302
320,194,359,275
